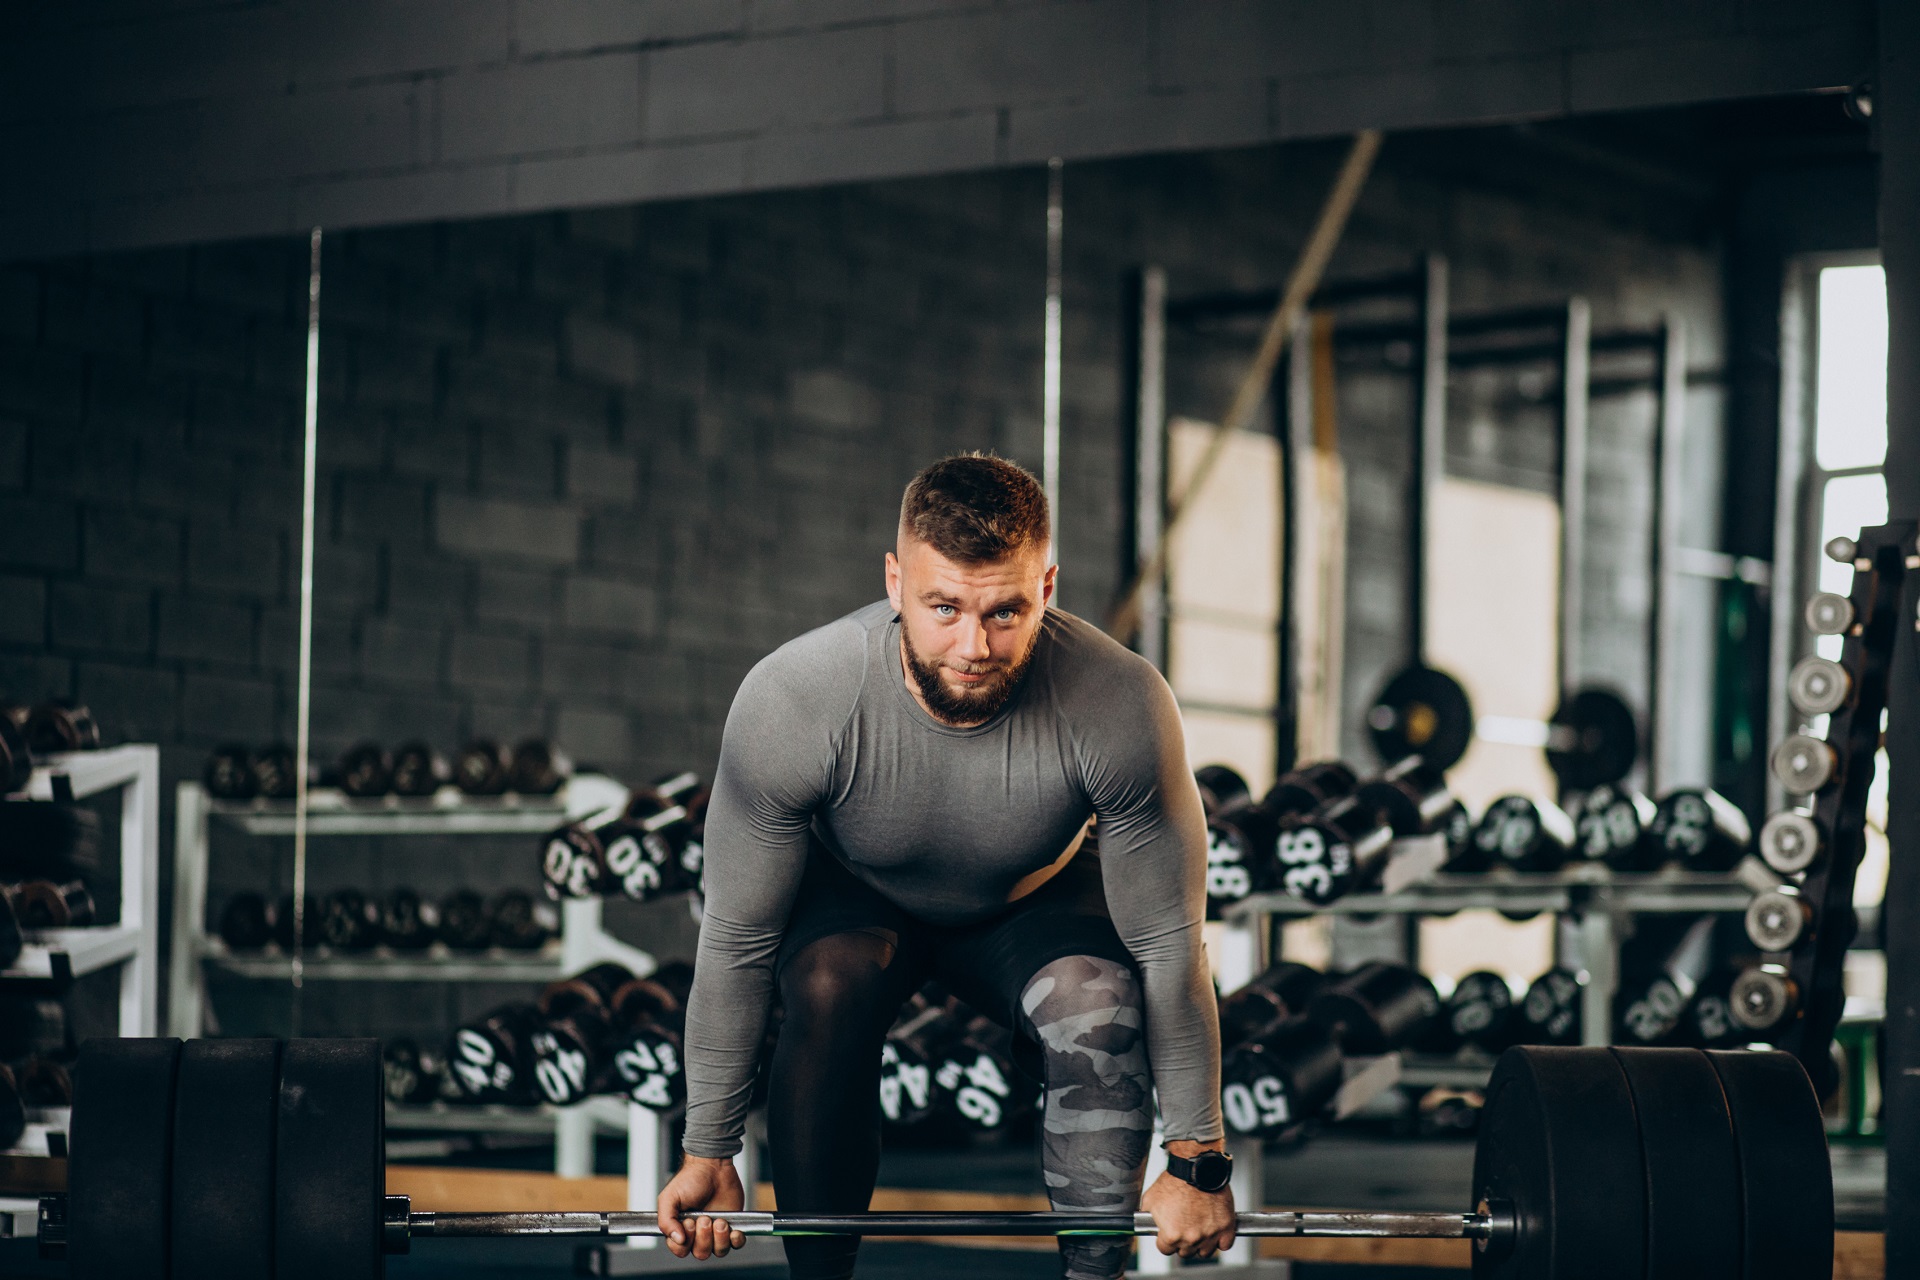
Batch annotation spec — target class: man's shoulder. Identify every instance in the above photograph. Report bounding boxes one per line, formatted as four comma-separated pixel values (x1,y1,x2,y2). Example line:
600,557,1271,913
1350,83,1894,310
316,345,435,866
735,601,888,717
1038,608,1166,700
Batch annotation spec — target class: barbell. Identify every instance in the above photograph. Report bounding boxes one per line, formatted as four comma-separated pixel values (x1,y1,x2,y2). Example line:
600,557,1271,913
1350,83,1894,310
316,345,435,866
47,1036,1833,1280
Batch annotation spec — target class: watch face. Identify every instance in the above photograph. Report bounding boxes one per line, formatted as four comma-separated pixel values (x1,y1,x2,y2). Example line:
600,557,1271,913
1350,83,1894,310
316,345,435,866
1193,1150,1233,1192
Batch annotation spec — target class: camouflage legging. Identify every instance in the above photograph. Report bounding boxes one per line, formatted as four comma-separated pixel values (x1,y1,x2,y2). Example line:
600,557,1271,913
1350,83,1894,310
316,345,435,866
1021,954,1155,1280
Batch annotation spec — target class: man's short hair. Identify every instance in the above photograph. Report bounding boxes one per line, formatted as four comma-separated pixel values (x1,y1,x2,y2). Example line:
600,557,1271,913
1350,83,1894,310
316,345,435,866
899,453,1050,564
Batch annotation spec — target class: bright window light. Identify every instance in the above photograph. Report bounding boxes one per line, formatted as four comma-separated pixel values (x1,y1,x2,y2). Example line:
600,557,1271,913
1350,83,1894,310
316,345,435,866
1815,265,1888,471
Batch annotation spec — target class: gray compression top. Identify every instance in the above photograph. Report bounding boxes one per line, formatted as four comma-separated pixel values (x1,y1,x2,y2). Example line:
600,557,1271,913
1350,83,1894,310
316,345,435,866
680,600,1224,1158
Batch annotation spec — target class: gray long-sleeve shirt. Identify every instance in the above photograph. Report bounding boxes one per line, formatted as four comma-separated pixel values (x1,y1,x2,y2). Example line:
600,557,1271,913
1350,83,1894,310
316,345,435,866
680,600,1223,1157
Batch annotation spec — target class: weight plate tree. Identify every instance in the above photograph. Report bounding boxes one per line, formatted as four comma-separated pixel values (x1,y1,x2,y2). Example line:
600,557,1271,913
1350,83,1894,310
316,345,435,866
43,1038,1836,1279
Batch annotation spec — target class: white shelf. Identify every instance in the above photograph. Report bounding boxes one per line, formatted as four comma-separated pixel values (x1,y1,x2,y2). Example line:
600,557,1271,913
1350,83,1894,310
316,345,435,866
204,773,627,837
199,937,568,982
3,924,145,981
1229,859,1774,919
6,744,156,804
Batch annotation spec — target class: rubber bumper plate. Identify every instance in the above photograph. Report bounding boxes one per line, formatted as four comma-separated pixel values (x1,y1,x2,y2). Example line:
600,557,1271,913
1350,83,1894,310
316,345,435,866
68,1038,182,1280
1472,1045,1645,1280
1708,1049,1833,1280
1610,1047,1741,1280
277,1038,385,1280
173,1038,281,1276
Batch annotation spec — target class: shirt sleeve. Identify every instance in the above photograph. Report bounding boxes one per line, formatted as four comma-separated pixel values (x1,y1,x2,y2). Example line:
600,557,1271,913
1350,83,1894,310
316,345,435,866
679,662,834,1158
1078,657,1225,1145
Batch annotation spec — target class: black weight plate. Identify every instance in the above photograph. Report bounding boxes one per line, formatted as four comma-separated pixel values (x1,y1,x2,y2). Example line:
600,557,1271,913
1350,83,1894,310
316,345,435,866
1547,688,1639,790
1367,665,1474,772
172,1039,280,1276
69,1037,182,1280
1472,1046,1645,1280
1610,1048,1741,1280
1706,1049,1833,1280
277,1038,384,1280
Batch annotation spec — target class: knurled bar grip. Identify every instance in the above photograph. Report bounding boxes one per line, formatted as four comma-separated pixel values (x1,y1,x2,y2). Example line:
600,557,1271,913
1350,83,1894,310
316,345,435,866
406,1209,1486,1239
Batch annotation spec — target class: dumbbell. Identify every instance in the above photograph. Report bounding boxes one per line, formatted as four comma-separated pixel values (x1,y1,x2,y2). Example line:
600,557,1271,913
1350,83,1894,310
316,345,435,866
217,893,274,951
250,745,300,801
932,1014,1029,1133
382,1038,442,1106
272,895,321,952
507,739,571,796
380,888,438,952
204,745,257,801
454,741,513,796
1514,968,1583,1046
1646,789,1751,873
1272,794,1395,906
1218,961,1326,1050
336,744,391,799
1745,885,1814,954
389,743,446,798
1306,962,1442,1055
24,700,100,754
529,962,635,1106
1770,733,1837,795
436,890,492,952
0,800,98,885
1460,796,1575,873
1194,764,1251,817
1684,969,1742,1050
1569,784,1659,870
606,962,695,1111
1729,963,1799,1034
446,1005,544,1105
0,704,31,794
1219,1016,1344,1138
1203,804,1281,909
10,879,96,928
1757,810,1823,875
1443,971,1518,1055
1614,917,1716,1046
486,891,556,951
319,890,381,952
1263,760,1358,816
879,991,955,1127
1353,757,1458,838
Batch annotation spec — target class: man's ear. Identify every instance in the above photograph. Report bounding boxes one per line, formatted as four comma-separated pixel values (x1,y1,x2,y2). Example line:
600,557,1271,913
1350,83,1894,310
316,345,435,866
1042,562,1058,606
885,551,903,612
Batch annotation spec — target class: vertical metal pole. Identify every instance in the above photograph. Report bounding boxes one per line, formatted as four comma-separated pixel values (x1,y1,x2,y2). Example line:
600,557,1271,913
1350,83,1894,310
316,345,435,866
1411,255,1449,666
1286,311,1315,765
1043,159,1064,573
290,227,323,1034
1558,298,1592,694
1649,318,1687,793
1767,267,1813,815
1135,268,1167,670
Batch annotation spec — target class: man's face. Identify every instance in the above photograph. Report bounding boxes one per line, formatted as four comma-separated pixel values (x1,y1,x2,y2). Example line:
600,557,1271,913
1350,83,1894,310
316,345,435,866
885,535,1056,725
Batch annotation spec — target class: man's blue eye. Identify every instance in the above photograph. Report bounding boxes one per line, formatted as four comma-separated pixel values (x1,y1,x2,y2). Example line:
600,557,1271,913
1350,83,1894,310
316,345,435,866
936,605,955,617
995,610,1015,621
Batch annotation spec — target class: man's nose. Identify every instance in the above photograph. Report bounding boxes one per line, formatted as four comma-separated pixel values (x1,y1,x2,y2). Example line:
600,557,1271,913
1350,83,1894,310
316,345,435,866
957,616,992,661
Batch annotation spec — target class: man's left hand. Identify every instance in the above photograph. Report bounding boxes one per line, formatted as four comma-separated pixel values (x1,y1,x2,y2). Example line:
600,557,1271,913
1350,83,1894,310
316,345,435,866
1139,1143,1237,1260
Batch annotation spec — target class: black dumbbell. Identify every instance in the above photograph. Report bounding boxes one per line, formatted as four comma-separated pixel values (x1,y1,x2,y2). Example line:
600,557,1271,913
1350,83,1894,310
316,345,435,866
1219,1016,1344,1138
10,879,95,928
250,744,300,800
606,962,695,1111
1354,757,1458,837
1757,810,1823,876
0,799,98,885
1684,968,1742,1049
217,892,274,950
0,705,31,794
1467,795,1575,873
446,1004,544,1105
487,890,556,950
272,894,321,952
1218,961,1327,1051
879,991,957,1127
204,744,257,801
1306,962,1442,1055
1614,917,1716,1047
1194,764,1252,817
932,1014,1029,1133
454,740,513,796
380,888,438,951
390,742,446,798
1514,968,1584,1046
528,964,636,1106
1647,789,1751,873
1263,760,1359,816
1570,784,1659,870
508,739,572,796
319,889,382,951
336,743,392,799
24,700,100,754
1273,795,1396,906
1204,804,1280,910
542,820,610,900
1444,970,1517,1054
383,1038,441,1106
437,890,493,952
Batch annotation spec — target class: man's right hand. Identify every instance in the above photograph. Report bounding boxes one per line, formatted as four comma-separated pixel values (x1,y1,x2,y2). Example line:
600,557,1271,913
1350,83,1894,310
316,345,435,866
657,1156,748,1259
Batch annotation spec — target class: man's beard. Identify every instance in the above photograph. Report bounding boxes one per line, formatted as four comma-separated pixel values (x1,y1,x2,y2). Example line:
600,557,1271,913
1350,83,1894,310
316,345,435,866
901,623,1039,725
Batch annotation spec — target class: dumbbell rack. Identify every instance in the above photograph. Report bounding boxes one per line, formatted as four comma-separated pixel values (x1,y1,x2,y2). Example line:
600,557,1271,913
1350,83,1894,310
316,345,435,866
169,772,665,1177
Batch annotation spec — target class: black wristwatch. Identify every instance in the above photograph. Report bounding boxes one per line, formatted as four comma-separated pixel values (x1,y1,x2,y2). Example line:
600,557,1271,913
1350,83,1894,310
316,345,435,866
1166,1148,1233,1193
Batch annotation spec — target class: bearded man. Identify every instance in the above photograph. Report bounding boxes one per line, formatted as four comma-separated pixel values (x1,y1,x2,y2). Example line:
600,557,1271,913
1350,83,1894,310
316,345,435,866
658,453,1232,1280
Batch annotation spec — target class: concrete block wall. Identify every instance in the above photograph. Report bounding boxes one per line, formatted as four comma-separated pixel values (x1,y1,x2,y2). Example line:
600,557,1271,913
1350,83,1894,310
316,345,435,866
0,130,1721,1033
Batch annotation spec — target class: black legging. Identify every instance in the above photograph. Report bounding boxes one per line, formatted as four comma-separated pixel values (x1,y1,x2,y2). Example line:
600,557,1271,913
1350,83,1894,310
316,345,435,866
769,931,1153,1280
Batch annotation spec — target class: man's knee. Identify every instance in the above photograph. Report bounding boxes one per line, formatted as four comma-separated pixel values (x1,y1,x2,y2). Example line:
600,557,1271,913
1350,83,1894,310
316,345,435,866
778,932,901,1035
1022,955,1151,1084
